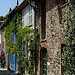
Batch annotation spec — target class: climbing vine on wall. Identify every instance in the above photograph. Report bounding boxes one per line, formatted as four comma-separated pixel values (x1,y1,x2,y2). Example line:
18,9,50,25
4,11,40,75
4,12,22,54
62,0,75,75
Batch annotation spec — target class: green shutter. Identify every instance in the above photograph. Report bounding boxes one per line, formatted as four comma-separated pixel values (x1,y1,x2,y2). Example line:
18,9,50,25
43,49,47,75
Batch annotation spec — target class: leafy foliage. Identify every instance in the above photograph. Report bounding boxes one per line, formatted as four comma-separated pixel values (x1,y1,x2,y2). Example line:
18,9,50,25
4,12,22,54
62,0,75,75
0,16,5,21
4,11,40,75
1,54,6,68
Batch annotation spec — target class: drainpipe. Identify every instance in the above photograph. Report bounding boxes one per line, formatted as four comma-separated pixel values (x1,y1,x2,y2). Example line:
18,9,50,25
28,0,37,74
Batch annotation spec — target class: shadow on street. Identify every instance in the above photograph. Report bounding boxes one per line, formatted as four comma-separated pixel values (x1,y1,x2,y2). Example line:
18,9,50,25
0,70,17,75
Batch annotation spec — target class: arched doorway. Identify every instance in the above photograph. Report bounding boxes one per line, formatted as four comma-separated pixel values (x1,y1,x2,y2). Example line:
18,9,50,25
40,47,47,75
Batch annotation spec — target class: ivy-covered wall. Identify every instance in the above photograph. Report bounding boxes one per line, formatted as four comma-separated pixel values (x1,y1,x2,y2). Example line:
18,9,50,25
36,0,67,75
4,12,22,54
62,0,75,75
4,8,40,74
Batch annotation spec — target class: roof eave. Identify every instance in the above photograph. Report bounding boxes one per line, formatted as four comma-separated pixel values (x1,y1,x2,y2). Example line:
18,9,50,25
16,0,28,11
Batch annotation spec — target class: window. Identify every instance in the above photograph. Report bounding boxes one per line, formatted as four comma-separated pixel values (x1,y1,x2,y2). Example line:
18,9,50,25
41,0,46,39
22,5,33,27
29,5,32,25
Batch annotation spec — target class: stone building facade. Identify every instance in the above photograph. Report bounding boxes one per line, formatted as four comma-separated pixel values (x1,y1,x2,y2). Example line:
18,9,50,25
0,0,67,74
0,21,4,50
36,0,67,75
0,22,8,66
0,22,6,54
1,27,6,52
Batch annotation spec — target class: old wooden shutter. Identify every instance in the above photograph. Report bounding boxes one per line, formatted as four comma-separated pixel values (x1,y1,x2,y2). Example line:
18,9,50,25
40,48,47,75
43,49,47,75
12,54,16,71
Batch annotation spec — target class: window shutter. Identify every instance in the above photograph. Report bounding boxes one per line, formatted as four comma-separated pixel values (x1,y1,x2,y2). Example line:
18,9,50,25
29,5,32,25
43,53,47,75
10,54,12,67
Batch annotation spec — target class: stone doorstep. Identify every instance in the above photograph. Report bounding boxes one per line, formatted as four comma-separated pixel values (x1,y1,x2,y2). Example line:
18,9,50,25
0,68,7,71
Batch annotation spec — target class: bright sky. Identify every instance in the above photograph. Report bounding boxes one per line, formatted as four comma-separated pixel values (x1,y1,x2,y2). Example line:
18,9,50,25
0,0,23,17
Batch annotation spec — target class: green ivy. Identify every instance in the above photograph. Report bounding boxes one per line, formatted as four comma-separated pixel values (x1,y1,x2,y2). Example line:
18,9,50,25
4,12,22,54
62,0,75,75
4,11,40,75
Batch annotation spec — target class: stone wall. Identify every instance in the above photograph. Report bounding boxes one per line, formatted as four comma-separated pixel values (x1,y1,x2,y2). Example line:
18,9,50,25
1,27,6,53
36,0,67,75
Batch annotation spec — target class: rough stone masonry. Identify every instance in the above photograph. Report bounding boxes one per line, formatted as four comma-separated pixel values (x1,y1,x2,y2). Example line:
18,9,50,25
36,0,67,75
